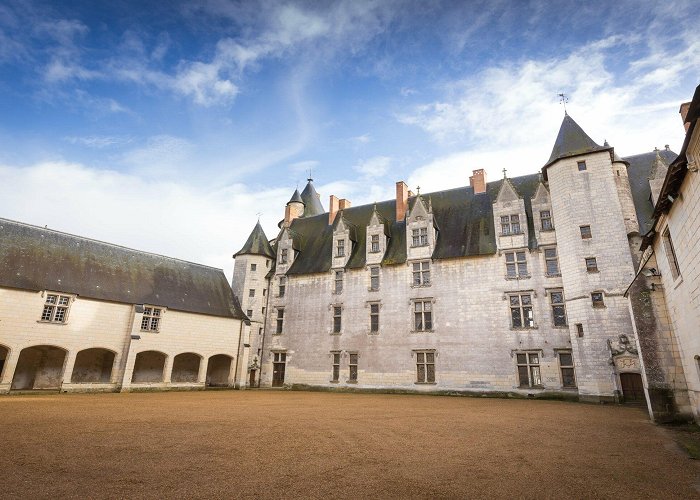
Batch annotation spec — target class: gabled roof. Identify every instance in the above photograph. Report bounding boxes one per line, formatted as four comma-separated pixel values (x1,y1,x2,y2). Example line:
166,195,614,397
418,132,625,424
300,179,324,217
0,218,246,319
234,221,275,259
543,114,611,172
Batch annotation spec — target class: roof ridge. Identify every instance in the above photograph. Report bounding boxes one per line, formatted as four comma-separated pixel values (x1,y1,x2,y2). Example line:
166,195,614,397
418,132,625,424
0,217,225,272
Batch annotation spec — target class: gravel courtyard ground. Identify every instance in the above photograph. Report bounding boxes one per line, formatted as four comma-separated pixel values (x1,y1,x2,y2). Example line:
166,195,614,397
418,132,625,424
1,391,698,499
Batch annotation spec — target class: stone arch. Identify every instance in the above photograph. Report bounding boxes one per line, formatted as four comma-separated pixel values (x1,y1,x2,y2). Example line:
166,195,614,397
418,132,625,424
171,353,202,383
11,345,68,390
206,354,233,387
132,351,167,384
0,344,10,381
71,348,116,383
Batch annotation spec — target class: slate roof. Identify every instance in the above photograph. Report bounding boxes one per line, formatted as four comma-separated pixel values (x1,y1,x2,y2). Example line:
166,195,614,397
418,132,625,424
234,221,275,259
543,114,611,172
624,148,677,234
284,174,542,275
288,189,303,205
300,179,325,217
0,218,246,319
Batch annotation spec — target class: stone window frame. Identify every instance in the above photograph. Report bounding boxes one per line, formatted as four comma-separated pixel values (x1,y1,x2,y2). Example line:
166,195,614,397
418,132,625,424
505,250,529,279
516,351,543,388
368,301,380,334
333,270,344,294
246,309,253,317
580,225,592,239
279,248,288,264
662,226,681,281
278,276,286,298
548,289,567,327
250,263,257,272
585,257,599,273
575,323,584,337
369,266,380,291
591,291,605,308
39,291,74,325
348,352,359,383
540,210,553,231
275,308,285,334
336,238,345,257
370,234,380,253
412,298,434,332
413,349,436,384
543,247,560,277
331,304,343,334
508,292,535,329
330,351,341,383
140,305,164,332
557,350,577,388
577,160,587,171
500,214,522,236
249,288,255,297
411,226,429,247
411,260,431,287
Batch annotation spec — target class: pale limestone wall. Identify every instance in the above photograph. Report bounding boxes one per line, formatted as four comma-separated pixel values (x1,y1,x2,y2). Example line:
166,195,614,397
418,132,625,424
547,150,638,398
613,160,640,236
653,128,700,418
0,287,243,393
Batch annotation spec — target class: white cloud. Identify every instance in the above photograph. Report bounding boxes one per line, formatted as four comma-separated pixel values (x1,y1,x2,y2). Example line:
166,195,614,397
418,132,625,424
64,135,134,148
0,160,290,282
288,160,319,175
354,156,391,179
120,135,195,175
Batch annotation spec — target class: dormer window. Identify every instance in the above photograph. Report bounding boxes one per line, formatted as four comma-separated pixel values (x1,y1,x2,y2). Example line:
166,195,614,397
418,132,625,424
336,239,345,257
370,234,380,253
540,211,553,231
280,248,288,264
501,215,521,235
411,227,428,247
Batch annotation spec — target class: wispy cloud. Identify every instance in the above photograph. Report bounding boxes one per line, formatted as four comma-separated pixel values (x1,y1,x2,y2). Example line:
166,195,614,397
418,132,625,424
354,155,391,179
64,135,134,148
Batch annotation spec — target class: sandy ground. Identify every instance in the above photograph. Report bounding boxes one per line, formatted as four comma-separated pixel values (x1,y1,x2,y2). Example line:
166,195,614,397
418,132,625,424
1,391,698,499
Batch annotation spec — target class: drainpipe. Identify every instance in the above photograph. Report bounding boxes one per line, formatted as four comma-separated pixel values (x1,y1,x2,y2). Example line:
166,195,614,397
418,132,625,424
118,305,140,391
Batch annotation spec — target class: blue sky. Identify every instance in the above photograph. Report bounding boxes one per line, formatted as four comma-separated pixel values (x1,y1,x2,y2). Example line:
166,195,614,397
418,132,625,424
1,0,698,279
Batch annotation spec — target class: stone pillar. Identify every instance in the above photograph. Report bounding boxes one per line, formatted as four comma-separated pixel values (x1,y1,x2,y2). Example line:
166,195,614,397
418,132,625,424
163,355,173,384
0,348,19,393
198,356,209,385
61,350,77,386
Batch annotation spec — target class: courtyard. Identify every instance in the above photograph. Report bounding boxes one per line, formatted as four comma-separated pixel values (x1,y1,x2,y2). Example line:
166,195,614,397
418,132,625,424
1,391,698,498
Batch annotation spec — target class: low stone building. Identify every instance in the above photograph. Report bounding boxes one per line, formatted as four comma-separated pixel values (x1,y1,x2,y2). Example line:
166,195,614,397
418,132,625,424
0,219,249,393
233,112,693,416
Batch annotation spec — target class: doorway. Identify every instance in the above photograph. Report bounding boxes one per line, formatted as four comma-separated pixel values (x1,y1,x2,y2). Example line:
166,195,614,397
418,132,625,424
272,352,286,387
620,372,645,403
249,369,256,387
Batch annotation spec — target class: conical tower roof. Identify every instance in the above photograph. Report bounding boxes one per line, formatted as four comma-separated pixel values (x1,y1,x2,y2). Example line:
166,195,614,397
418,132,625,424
288,189,304,205
234,221,275,259
543,114,611,170
300,179,324,217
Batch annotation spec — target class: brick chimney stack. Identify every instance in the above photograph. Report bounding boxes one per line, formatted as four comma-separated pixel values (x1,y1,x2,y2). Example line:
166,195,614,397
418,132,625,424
396,181,409,221
469,169,487,194
680,102,691,132
339,199,351,210
329,195,340,225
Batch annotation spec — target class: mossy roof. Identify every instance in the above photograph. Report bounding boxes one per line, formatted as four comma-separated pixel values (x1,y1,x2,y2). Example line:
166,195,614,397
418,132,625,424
543,114,611,172
0,218,246,319
625,148,677,234
235,221,275,259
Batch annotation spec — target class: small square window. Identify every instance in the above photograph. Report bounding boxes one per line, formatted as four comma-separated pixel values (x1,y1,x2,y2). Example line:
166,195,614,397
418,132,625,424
411,227,428,247
577,161,587,171
575,323,584,337
585,257,598,273
250,263,257,272
246,309,253,317
140,306,162,332
580,225,592,239
591,292,605,308
249,289,255,297
540,210,553,231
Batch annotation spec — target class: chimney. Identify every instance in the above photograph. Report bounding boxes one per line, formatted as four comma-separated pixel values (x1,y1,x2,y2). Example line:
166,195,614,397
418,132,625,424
680,102,691,132
408,189,415,197
329,195,340,225
396,181,408,221
339,199,351,210
469,169,487,194
283,205,293,226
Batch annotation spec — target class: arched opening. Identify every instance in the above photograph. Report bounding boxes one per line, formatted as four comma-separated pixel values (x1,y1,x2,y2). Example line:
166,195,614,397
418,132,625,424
171,353,201,383
206,354,233,387
71,348,115,383
11,345,67,390
132,351,166,383
0,345,9,380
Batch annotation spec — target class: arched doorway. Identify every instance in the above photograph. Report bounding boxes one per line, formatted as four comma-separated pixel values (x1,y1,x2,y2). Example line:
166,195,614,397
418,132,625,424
132,351,166,383
171,353,201,383
206,354,233,387
11,345,67,390
71,348,116,383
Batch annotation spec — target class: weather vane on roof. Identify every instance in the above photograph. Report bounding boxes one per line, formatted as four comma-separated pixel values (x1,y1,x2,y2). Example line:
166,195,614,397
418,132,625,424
307,168,313,181
558,93,569,114
256,212,262,220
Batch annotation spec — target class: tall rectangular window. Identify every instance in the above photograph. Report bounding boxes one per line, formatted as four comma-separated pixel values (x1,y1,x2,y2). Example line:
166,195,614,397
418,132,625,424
585,257,598,273
559,352,576,388
412,261,431,286
276,309,284,334
140,306,162,332
336,239,345,257
662,228,681,280
501,214,521,235
280,248,288,264
370,266,380,291
41,294,71,323
331,352,340,382
580,225,592,239
540,210,553,230
550,290,567,327
333,306,342,333
544,247,560,276
414,300,433,331
415,351,435,383
335,270,343,294
516,352,541,387
510,294,534,328
370,234,380,253
279,276,286,297
370,303,379,332
505,251,528,277
349,353,358,382
411,227,428,247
